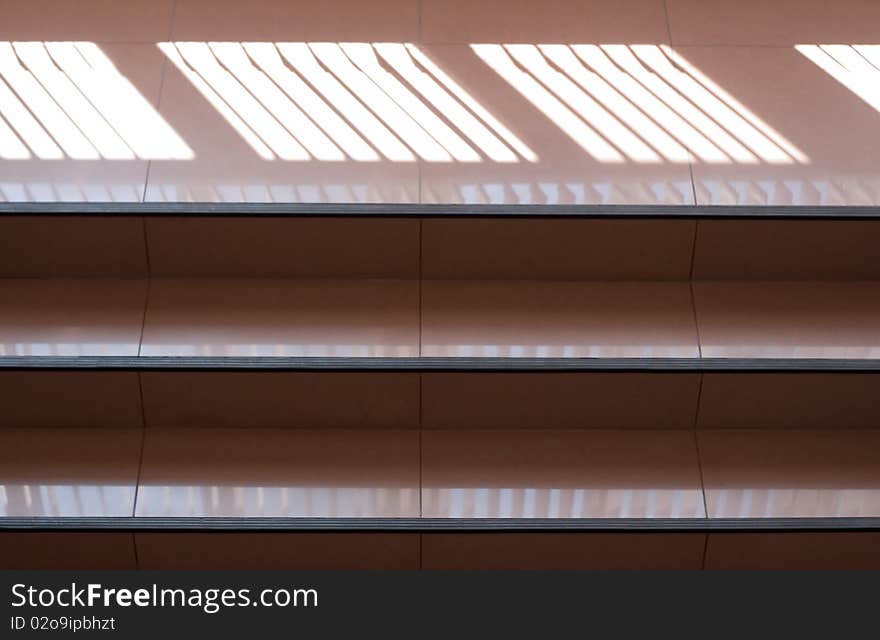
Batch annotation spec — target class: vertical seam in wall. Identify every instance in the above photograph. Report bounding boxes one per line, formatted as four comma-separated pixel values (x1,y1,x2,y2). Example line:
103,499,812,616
417,200,424,569
416,0,423,211
141,163,153,203
692,373,707,524
140,215,153,361
416,0,423,209
662,0,674,46
141,0,178,203
689,282,702,359
418,215,424,530
687,161,698,208
132,532,140,570
418,218,423,357
688,216,702,364
132,374,148,522
663,0,697,209
132,254,151,525
141,216,152,278
166,0,179,41
417,214,424,540
692,203,709,531
692,373,704,431
138,275,152,357
693,426,709,523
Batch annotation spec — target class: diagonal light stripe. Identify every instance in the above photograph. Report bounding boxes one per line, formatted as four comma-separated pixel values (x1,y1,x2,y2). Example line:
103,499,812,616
310,42,451,162
15,41,134,159
243,42,378,161
176,41,309,160
0,43,98,159
632,45,795,164
511,44,664,163
159,42,274,160
406,43,537,162
343,42,480,162
378,43,518,162
472,44,624,162
574,44,730,164
278,42,414,162
211,42,344,161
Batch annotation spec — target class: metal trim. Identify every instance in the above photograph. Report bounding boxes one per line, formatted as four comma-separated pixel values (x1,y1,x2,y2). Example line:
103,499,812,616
3,202,880,219
2,356,880,372
1,517,878,532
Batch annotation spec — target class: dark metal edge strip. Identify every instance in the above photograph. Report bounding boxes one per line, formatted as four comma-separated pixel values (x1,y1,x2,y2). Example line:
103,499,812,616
2,356,880,372
3,202,880,219
1,517,879,532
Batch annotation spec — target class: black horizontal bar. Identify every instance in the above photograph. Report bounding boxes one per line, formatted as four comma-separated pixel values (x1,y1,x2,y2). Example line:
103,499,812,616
2,356,880,372
3,202,880,219
2,517,879,532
